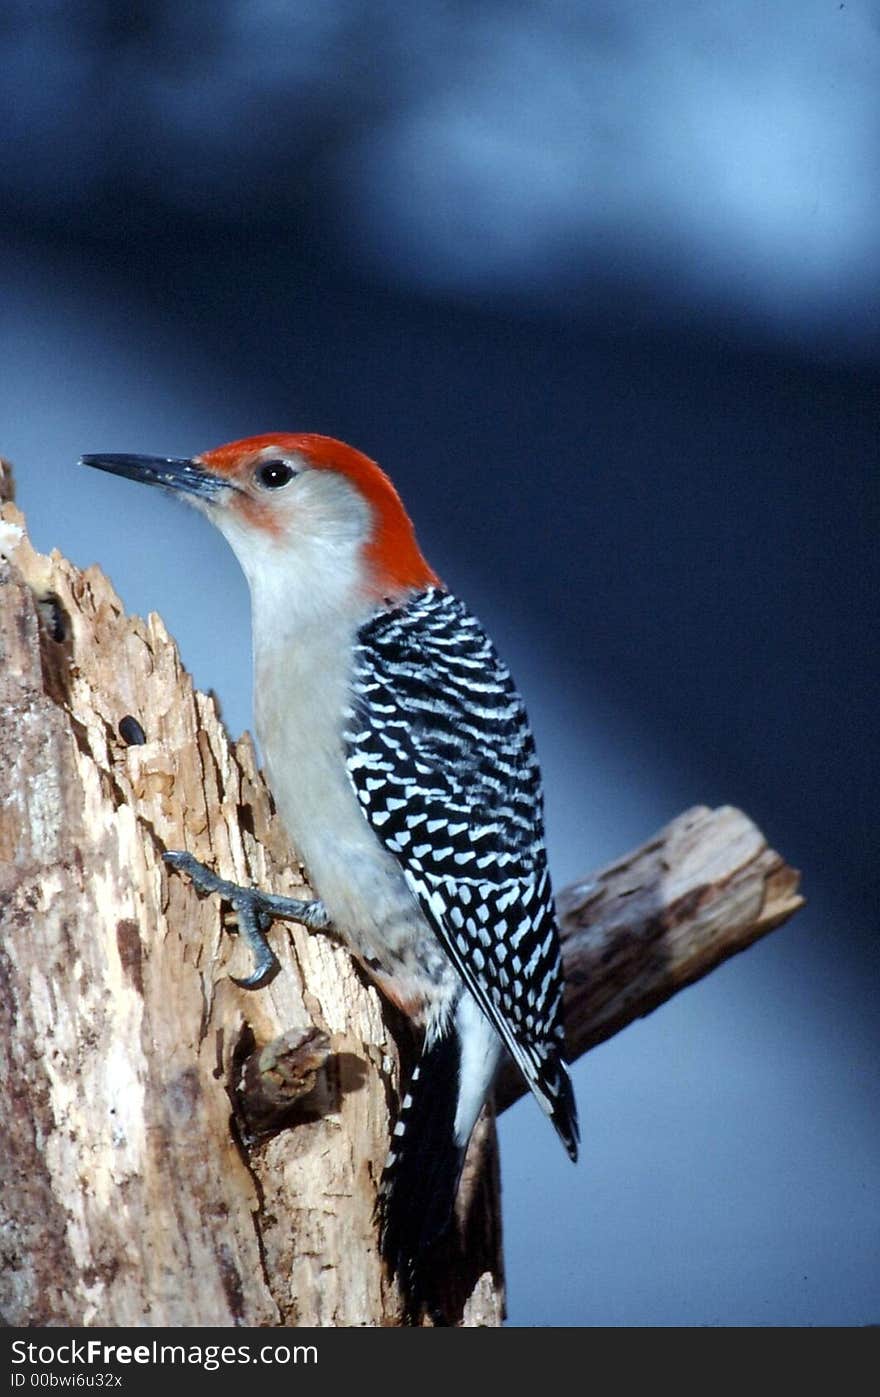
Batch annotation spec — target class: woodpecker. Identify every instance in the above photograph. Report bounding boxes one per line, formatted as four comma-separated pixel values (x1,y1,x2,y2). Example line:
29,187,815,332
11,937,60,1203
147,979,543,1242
80,435,578,1308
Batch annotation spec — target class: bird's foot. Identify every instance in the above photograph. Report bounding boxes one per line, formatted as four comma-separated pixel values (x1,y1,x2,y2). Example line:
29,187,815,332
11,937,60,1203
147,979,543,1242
164,850,330,989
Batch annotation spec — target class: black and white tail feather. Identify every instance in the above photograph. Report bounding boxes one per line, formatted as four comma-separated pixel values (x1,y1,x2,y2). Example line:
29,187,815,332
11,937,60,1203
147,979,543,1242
376,1027,466,1304
345,588,579,1305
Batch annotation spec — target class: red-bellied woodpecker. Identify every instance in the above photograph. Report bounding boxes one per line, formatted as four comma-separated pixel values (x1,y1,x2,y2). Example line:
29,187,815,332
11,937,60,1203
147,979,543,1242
80,434,579,1309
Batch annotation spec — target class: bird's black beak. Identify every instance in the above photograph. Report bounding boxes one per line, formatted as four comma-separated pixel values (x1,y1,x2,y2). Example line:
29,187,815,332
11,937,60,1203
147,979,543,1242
79,454,228,501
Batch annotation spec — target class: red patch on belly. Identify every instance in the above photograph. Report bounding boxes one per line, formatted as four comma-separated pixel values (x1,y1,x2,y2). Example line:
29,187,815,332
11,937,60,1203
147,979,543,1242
368,968,428,1025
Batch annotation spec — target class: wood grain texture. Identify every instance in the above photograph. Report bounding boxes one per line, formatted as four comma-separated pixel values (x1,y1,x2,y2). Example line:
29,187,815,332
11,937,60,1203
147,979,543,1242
497,804,803,1111
0,480,801,1327
0,495,503,1326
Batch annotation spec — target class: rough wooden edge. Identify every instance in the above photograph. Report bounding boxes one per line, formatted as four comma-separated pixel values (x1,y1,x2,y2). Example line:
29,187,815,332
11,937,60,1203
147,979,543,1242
497,804,803,1111
0,486,504,1327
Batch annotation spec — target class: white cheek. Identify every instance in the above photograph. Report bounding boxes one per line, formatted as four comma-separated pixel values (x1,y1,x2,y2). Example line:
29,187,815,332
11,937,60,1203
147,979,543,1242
206,471,374,637
292,470,372,547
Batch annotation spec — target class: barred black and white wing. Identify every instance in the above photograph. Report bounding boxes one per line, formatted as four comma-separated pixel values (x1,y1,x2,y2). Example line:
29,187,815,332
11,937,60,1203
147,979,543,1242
343,587,578,1160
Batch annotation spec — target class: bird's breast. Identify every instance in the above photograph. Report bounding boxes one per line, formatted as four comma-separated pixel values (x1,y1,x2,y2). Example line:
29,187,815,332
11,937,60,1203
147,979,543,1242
252,625,453,1015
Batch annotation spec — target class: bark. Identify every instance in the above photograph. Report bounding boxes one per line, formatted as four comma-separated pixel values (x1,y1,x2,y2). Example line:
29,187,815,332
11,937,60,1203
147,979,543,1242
497,803,804,1111
0,476,802,1327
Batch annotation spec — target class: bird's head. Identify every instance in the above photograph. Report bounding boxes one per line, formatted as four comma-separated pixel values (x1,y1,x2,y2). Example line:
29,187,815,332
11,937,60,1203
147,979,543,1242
81,433,440,609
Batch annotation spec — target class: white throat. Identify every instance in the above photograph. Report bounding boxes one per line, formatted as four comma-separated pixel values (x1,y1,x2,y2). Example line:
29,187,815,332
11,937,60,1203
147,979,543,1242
201,472,418,940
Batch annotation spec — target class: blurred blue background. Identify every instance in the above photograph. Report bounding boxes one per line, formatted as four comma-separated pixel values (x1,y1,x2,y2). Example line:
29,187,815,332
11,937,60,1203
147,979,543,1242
1,1,877,1326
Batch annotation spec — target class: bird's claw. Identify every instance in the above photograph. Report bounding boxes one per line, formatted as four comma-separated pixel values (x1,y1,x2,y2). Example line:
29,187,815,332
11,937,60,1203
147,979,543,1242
227,895,281,989
163,850,280,989
163,850,329,989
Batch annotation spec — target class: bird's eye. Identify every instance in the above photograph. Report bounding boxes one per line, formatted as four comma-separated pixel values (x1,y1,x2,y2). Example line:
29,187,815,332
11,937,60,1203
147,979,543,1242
255,459,296,490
